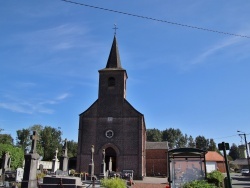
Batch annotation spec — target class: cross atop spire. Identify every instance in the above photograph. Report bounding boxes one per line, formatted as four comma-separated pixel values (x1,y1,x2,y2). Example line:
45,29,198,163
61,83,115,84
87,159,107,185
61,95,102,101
113,24,118,36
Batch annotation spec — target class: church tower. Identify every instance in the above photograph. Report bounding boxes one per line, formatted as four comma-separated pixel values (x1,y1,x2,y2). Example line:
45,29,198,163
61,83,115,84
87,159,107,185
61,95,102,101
98,36,128,116
77,36,146,179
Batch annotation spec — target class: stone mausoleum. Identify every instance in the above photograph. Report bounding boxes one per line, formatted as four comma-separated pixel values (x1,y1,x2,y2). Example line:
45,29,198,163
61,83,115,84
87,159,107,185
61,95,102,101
76,36,147,179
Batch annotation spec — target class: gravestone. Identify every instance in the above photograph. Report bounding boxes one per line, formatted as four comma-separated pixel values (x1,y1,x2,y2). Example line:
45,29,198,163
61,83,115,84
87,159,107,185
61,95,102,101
1,152,11,183
55,169,68,176
59,139,69,174
21,131,40,188
39,164,43,172
40,176,85,188
16,168,24,183
99,149,106,178
52,148,59,173
37,161,52,170
88,145,94,179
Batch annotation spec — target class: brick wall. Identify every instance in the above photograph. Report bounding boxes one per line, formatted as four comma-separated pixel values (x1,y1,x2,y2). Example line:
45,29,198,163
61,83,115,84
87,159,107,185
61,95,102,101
217,162,226,173
146,149,168,176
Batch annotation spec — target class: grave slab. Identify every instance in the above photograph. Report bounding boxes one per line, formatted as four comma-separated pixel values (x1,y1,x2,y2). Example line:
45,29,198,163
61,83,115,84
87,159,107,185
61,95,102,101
39,176,85,188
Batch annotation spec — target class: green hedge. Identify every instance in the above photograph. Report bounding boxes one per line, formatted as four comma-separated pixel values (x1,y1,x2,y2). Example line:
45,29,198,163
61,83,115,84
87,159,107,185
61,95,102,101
207,170,224,187
183,180,216,188
100,178,127,188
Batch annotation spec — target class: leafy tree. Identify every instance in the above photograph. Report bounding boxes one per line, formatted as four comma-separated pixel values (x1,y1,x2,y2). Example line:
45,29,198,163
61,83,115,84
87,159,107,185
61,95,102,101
0,144,24,169
0,133,13,145
40,126,62,160
30,124,43,133
146,129,162,142
179,134,188,147
16,125,63,160
16,125,44,154
67,140,78,158
162,128,187,148
16,128,30,152
208,139,217,151
228,143,240,160
187,135,196,148
195,135,208,150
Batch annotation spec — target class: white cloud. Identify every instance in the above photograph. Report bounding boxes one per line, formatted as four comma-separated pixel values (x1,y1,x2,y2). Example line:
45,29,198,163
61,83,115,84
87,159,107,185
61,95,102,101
190,37,242,65
56,93,70,100
14,23,91,52
0,102,33,114
0,92,70,115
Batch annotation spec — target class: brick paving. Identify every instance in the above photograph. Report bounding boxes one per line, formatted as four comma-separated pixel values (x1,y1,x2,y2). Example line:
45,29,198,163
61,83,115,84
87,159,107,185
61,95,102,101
130,177,169,188
132,183,168,188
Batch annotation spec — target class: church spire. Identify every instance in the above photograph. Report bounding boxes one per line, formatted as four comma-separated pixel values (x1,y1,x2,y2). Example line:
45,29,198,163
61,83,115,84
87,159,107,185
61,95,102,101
105,35,122,69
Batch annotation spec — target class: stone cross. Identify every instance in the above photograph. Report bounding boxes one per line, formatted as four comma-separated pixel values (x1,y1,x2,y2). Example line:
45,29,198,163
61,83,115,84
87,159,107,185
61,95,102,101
102,149,105,163
62,139,68,157
91,145,94,162
88,145,95,178
30,131,39,154
55,148,58,160
3,152,11,169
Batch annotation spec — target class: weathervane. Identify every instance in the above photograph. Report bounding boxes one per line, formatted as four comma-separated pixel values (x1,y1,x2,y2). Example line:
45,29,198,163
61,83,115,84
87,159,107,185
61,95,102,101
113,24,118,35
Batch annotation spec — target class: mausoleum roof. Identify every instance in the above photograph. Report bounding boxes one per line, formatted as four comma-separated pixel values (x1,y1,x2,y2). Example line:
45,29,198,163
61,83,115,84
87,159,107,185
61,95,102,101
146,142,169,150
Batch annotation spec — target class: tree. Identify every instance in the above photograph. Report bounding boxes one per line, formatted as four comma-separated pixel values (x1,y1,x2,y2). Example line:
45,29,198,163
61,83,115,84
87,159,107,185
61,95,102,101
187,135,196,148
146,129,162,142
162,128,187,148
40,126,62,160
195,135,208,150
16,128,30,152
67,140,78,158
208,139,217,151
0,132,13,145
0,143,24,169
16,125,44,154
30,124,43,133
16,125,63,160
228,143,240,160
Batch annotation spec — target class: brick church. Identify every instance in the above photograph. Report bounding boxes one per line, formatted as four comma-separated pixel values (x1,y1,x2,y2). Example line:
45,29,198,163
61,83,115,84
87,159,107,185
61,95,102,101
76,36,147,179
76,36,225,178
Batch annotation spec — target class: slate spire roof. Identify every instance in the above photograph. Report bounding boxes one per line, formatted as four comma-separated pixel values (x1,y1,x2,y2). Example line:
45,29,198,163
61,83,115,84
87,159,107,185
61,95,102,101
105,35,122,69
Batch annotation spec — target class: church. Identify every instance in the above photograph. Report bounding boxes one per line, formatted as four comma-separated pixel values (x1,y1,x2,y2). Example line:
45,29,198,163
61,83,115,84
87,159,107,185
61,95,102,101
76,35,147,179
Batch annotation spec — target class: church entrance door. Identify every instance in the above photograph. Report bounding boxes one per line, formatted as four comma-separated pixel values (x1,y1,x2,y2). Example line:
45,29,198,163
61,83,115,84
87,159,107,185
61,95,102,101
105,147,116,172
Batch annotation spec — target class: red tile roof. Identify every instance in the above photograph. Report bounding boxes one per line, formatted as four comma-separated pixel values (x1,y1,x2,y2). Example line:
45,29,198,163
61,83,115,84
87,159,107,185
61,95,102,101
206,151,224,161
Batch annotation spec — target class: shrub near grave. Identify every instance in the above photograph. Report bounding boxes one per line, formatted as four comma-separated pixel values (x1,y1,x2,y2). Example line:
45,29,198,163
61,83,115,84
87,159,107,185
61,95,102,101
183,180,215,188
207,170,224,187
100,178,127,188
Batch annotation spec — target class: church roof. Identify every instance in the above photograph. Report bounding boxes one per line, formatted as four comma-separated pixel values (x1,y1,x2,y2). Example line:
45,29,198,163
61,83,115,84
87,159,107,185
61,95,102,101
146,142,169,150
105,36,122,69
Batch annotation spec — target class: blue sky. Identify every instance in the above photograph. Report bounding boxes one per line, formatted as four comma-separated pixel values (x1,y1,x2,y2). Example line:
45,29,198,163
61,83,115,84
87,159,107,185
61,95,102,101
1,1,250,148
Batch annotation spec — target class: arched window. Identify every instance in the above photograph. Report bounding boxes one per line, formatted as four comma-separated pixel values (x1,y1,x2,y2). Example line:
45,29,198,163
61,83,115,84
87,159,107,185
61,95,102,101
108,77,115,87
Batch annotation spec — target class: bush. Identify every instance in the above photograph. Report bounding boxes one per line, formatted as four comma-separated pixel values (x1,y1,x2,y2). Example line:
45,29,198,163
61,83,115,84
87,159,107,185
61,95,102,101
69,169,76,176
183,180,215,188
100,178,126,188
207,170,224,187
36,173,46,179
